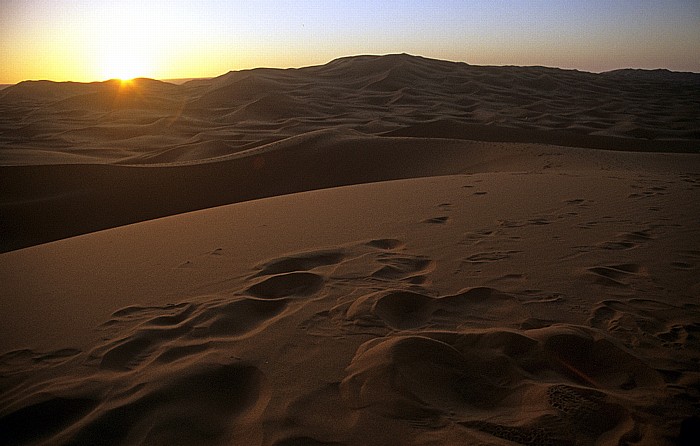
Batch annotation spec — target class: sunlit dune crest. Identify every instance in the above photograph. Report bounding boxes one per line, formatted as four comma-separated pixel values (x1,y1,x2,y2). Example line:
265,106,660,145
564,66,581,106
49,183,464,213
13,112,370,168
116,77,134,87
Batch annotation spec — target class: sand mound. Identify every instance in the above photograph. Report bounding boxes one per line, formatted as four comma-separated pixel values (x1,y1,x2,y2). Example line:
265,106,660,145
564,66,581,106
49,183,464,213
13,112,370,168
340,326,658,444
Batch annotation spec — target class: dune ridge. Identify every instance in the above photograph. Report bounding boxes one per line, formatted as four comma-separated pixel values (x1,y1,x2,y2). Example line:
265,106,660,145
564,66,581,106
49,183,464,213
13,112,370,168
2,54,698,169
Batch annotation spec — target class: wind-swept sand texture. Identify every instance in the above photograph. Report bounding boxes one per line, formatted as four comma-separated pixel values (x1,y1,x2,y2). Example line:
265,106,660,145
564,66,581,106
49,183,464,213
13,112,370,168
1,55,700,445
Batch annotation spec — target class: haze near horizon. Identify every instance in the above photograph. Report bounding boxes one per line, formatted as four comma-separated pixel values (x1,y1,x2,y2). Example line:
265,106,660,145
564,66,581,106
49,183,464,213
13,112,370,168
1,0,699,84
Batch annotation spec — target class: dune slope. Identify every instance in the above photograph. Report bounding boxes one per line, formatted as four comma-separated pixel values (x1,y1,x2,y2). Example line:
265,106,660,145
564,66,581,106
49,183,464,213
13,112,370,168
2,148,700,445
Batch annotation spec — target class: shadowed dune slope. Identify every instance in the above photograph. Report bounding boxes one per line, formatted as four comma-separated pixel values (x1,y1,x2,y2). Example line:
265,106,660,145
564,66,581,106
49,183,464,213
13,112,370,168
0,130,484,251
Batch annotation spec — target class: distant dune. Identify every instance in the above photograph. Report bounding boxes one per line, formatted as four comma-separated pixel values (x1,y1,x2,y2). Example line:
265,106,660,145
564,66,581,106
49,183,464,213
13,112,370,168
1,55,699,445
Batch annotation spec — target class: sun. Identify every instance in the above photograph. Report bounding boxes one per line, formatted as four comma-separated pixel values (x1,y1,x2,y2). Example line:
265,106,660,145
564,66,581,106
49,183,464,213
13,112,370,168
100,46,152,81
88,3,187,82
95,9,160,81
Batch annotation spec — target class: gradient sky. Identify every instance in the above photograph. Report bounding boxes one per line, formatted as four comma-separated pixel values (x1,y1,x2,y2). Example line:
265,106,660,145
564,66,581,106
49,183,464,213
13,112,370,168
1,0,699,83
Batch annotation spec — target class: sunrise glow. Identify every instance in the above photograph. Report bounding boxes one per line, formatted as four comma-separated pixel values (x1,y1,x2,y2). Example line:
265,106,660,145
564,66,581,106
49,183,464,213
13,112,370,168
1,0,698,84
99,51,152,81
92,4,170,80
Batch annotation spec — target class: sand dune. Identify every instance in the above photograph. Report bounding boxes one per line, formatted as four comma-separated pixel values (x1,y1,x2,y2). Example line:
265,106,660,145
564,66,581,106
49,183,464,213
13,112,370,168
1,55,699,251
1,54,700,445
2,168,700,445
2,54,698,168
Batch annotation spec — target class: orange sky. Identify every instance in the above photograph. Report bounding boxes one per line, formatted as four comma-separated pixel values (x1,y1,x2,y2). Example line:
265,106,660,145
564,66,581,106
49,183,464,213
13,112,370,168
1,0,699,84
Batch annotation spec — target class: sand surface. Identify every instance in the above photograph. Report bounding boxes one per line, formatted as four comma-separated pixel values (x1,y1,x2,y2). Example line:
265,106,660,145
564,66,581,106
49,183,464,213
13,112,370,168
1,54,700,445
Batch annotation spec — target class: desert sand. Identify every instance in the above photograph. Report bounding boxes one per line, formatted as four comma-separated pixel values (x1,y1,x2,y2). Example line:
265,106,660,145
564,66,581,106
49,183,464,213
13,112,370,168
1,54,699,445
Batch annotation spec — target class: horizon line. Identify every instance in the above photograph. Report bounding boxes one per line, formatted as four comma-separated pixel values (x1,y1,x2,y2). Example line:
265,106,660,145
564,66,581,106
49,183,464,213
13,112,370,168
2,53,699,86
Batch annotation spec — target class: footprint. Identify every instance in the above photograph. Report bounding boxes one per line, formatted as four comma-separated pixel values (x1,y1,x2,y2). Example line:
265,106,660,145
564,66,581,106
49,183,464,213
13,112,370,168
439,287,531,326
598,229,654,251
628,182,668,198
341,335,472,417
489,273,525,282
203,298,288,337
365,238,404,250
464,250,521,263
577,221,600,229
589,304,618,330
372,291,434,329
588,298,687,348
459,229,494,246
459,420,566,446
675,250,700,270
499,217,552,228
421,216,450,224
176,248,228,269
547,384,628,436
346,287,530,331
598,241,637,251
499,220,526,228
328,241,427,282
371,254,434,282
99,335,160,370
587,264,641,288
534,325,664,390
624,230,653,242
247,272,324,299
656,322,700,347
254,250,345,277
